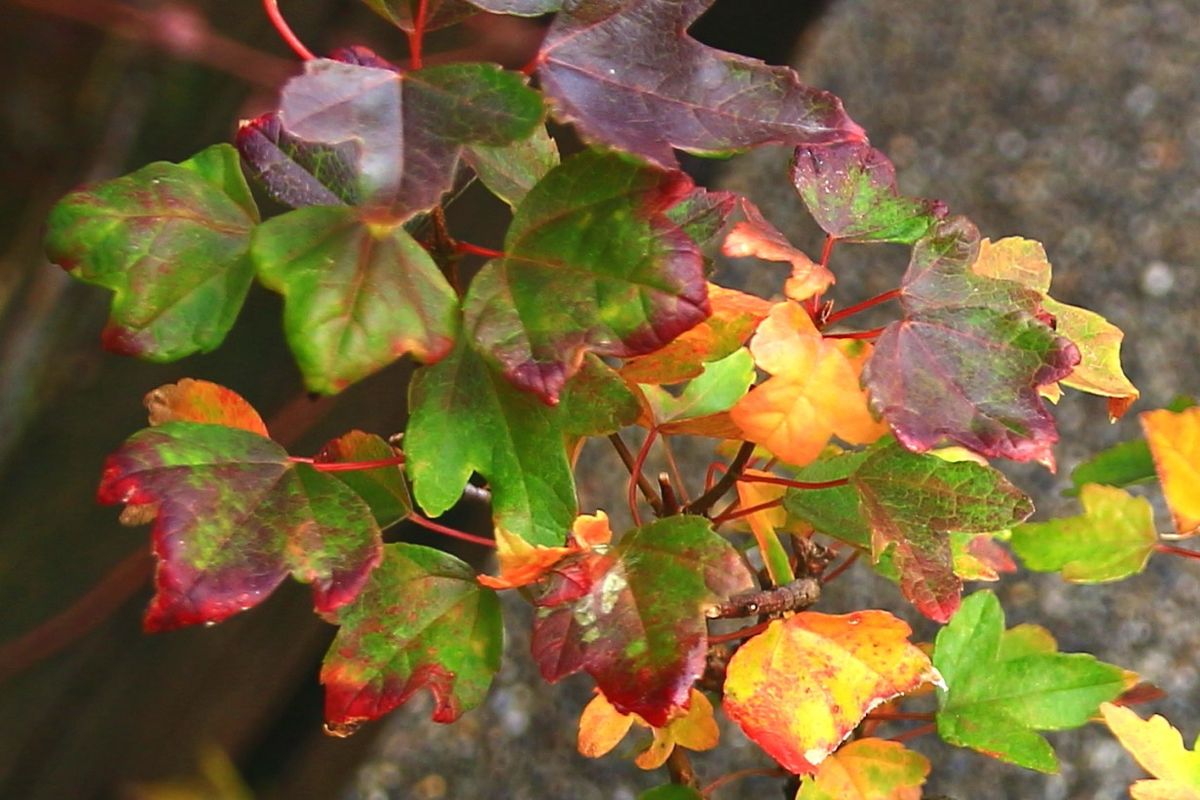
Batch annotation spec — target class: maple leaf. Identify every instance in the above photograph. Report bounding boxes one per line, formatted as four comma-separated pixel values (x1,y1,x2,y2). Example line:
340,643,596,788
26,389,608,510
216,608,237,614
98,422,382,631
721,198,835,302
252,205,459,393
795,738,931,800
406,337,576,546
322,543,502,731
478,511,612,590
638,348,755,438
731,302,887,467
44,144,259,361
852,440,1033,622
1141,407,1200,535
1102,703,1200,800
143,379,269,436
971,237,1139,419
464,123,560,209
465,149,710,403
620,283,771,385
723,611,939,774
1010,484,1156,582
536,0,864,169
790,141,946,244
933,590,1126,772
577,688,718,769
275,55,543,216
315,431,412,529
236,112,359,208
864,218,1080,469
558,356,643,442
531,516,754,726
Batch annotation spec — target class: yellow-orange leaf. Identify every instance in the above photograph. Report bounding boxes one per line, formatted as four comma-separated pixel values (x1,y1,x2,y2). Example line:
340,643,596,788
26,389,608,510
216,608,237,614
723,611,940,774
721,199,835,303
1102,703,1200,800
577,689,718,769
796,738,930,800
144,379,269,436
731,302,886,466
1141,407,1200,535
578,691,636,759
478,511,613,589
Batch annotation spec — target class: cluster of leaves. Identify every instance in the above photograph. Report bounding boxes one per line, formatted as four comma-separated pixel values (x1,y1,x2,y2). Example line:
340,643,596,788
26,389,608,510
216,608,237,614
43,0,1197,796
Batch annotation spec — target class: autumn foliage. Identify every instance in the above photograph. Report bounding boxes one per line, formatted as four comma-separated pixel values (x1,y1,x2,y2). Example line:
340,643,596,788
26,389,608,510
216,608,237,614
42,1,1200,797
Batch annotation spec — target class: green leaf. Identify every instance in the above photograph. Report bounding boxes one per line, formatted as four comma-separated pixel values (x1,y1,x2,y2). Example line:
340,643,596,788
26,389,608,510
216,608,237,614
322,543,502,730
851,440,1033,622
934,590,1127,772
1067,439,1157,496
557,355,641,440
641,347,755,424
638,787,703,800
252,206,458,394
316,431,412,529
791,141,946,244
98,422,382,631
531,516,754,726
406,337,576,546
781,450,872,549
44,144,258,361
464,124,560,209
1011,484,1156,583
464,149,710,403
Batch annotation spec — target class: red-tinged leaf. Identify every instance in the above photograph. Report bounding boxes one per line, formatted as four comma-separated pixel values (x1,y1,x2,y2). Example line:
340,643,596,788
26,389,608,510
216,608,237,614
620,283,771,385
723,611,938,774
467,0,561,14
277,56,543,216
236,112,359,208
464,123,560,209
478,511,611,590
316,431,412,529
796,738,931,800
721,198,835,302
531,516,754,726
864,218,1079,469
639,348,755,437
361,0,478,30
144,379,268,436
1101,703,1200,800
465,150,709,403
536,0,864,169
558,356,642,440
953,532,1017,582
664,188,737,249
252,206,458,394
851,440,1033,622
790,141,946,244
322,543,502,731
406,337,576,546
98,422,382,631
1140,407,1200,535
44,144,258,361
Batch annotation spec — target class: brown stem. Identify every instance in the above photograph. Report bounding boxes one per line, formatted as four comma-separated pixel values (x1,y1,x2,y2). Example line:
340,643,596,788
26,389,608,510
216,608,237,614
888,722,937,743
707,578,820,619
667,748,699,788
658,473,681,516
708,621,770,644
660,435,691,505
686,441,756,516
821,550,860,584
608,434,663,516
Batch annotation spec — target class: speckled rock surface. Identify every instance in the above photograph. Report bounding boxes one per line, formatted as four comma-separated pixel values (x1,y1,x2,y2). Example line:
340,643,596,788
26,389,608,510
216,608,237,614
345,2,1200,798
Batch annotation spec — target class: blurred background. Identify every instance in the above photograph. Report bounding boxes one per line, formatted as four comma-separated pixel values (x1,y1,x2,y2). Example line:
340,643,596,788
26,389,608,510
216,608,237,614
0,0,1197,798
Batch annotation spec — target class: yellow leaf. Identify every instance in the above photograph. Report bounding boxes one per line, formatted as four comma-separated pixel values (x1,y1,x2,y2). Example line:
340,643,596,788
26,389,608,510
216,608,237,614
1141,408,1200,535
731,302,886,466
577,689,718,769
578,692,635,759
478,511,613,589
1101,703,1200,800
796,738,930,800
723,611,939,774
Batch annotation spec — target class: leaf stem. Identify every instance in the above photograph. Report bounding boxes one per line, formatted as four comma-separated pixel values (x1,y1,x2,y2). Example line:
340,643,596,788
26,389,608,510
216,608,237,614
887,722,937,743
262,0,315,60
821,549,860,584
408,513,496,548
866,710,933,722
687,441,756,516
823,288,902,327
659,434,691,505
824,326,887,341
454,241,506,259
608,433,663,516
628,429,659,526
667,748,699,788
737,473,849,491
290,454,407,472
700,766,786,798
711,498,784,526
1156,542,1200,560
804,234,837,318
408,0,428,70
708,620,770,644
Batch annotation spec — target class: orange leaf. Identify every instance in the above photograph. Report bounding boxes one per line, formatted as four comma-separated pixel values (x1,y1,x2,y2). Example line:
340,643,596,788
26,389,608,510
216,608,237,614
796,738,930,800
1101,703,1200,799
723,611,939,774
1141,407,1200,535
620,283,772,385
144,379,269,436
731,302,887,466
478,511,613,589
578,691,636,759
722,198,835,302
577,688,718,770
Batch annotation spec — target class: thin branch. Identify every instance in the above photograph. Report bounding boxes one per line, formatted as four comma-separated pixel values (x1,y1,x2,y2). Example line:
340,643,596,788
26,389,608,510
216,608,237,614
708,621,770,644
711,498,784,526
821,550,860,584
660,435,691,505
263,0,315,60
628,429,659,526
686,441,756,516
658,473,681,516
608,434,663,516
887,722,936,743
408,513,496,548
701,766,786,798
824,326,887,341
707,578,820,619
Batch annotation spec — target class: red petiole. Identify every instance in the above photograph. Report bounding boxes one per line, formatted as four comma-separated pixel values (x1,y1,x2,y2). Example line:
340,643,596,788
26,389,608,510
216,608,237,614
455,241,506,259
823,288,902,327
736,474,849,491
408,0,429,70
824,326,887,341
289,454,406,472
408,512,496,548
263,0,315,61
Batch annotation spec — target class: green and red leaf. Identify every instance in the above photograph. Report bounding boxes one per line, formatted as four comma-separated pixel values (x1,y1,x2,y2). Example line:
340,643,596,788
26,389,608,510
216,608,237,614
44,144,259,361
530,516,754,725
99,422,382,631
236,112,359,208
322,543,502,731
316,431,412,529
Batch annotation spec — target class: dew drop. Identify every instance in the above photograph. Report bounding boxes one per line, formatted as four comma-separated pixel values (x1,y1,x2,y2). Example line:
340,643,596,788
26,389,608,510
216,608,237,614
324,720,362,738
204,620,217,628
